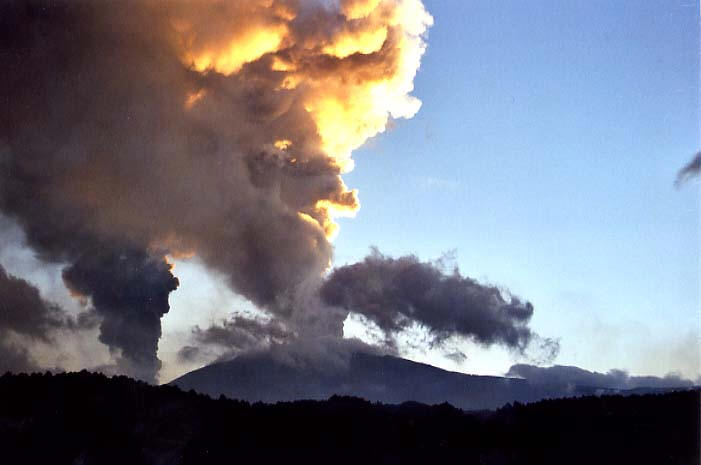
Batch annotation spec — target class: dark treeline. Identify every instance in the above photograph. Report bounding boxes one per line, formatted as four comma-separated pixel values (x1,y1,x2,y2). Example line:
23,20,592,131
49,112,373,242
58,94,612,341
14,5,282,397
0,371,698,465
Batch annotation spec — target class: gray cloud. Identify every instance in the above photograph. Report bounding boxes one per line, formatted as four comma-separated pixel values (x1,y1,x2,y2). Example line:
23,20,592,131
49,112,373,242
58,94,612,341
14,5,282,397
62,248,179,383
1,265,69,339
236,336,393,374
0,263,95,373
193,317,293,349
0,340,37,374
444,350,468,364
179,315,296,363
675,151,701,187
320,248,538,351
524,335,561,365
176,346,202,364
507,364,696,390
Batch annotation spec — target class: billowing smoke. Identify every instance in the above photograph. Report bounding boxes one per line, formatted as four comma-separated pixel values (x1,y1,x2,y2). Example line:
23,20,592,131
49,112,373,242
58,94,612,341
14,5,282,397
507,364,697,390
675,151,701,187
0,0,433,381
0,264,95,373
177,315,294,363
320,248,539,351
62,249,179,382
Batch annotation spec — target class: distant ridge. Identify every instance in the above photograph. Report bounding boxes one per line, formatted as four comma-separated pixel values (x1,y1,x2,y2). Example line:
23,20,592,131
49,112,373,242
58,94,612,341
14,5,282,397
169,352,690,410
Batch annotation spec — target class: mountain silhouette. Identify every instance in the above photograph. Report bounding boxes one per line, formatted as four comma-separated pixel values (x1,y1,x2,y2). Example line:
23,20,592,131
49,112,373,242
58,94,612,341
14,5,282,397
170,352,675,410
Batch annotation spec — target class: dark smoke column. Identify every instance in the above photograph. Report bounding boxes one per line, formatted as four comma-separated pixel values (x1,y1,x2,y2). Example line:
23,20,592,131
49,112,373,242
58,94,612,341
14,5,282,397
63,248,178,383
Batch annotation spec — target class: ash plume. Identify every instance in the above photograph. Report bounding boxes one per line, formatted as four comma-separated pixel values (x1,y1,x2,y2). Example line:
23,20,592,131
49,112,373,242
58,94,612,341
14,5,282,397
507,364,697,390
0,0,432,380
320,248,538,351
62,248,179,383
675,151,701,187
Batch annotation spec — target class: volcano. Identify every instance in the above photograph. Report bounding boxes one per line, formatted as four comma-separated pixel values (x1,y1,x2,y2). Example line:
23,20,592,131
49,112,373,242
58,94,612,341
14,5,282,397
169,352,665,410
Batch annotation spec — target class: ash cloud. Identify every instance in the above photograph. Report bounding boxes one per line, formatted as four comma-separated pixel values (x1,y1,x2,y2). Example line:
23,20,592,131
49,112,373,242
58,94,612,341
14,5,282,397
444,350,468,364
62,248,179,383
2,0,556,381
320,248,538,351
0,264,95,373
176,346,202,364
178,315,295,363
0,0,433,381
675,151,701,187
177,317,389,375
231,336,392,375
507,364,696,390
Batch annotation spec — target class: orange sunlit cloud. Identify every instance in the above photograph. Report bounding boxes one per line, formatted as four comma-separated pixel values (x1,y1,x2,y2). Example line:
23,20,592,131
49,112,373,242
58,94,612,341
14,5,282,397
174,0,432,241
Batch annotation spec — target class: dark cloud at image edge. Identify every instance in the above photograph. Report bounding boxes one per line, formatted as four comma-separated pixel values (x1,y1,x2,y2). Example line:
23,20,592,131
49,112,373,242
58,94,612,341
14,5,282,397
0,264,96,373
675,151,701,187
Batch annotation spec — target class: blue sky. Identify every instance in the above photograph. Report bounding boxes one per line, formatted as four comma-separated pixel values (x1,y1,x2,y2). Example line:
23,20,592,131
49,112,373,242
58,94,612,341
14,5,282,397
332,0,699,377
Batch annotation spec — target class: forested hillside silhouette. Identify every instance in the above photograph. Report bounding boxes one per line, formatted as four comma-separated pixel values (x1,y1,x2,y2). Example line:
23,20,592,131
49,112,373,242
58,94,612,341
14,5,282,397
0,371,697,465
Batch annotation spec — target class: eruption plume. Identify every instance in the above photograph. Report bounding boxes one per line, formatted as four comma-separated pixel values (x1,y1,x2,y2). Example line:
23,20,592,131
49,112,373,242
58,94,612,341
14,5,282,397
62,249,179,382
0,0,432,380
321,249,538,351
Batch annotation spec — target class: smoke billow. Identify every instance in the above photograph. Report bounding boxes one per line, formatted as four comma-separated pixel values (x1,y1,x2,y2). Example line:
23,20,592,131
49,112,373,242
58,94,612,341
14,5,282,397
320,248,538,351
62,248,179,382
177,315,294,363
507,364,696,390
0,0,433,381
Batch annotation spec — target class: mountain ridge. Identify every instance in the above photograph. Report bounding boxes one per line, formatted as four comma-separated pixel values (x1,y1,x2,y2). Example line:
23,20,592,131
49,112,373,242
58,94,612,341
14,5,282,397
170,351,688,410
